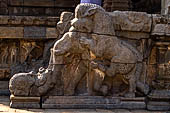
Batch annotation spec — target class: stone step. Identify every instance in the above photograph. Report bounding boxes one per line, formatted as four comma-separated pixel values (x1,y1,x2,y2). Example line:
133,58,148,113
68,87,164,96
0,90,10,96
10,95,41,109
147,101,170,111
0,96,10,103
0,81,9,89
42,96,146,109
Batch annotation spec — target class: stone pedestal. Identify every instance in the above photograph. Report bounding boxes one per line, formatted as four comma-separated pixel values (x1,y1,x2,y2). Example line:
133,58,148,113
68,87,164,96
147,90,170,111
10,95,40,108
42,96,146,109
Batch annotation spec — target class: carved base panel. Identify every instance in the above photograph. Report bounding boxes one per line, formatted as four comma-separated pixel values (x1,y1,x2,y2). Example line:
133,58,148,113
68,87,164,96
147,101,170,111
0,81,10,96
147,90,170,111
10,95,40,109
42,96,146,109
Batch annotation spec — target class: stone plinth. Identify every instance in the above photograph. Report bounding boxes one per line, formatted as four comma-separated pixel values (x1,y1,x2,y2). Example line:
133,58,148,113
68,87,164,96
10,95,40,109
147,90,170,111
42,96,146,109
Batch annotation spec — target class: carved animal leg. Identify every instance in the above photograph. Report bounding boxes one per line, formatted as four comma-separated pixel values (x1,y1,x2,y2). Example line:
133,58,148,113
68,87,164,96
92,69,106,95
64,61,87,96
136,81,150,95
124,69,136,98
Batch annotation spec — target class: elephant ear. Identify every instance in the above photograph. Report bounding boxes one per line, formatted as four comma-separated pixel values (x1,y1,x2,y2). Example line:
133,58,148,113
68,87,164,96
82,7,97,17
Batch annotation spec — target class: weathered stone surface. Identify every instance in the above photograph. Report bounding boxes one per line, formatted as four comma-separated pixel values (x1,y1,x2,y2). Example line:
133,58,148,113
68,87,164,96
10,95,40,109
10,95,40,102
0,16,58,26
0,81,9,89
0,16,9,24
9,0,23,6
24,26,46,38
0,27,23,38
103,0,131,12
42,96,146,109
147,90,170,111
147,101,170,111
8,7,23,15
116,31,150,39
24,7,45,16
10,102,40,109
9,0,77,7
148,90,170,100
0,81,10,96
46,28,59,38
152,24,170,36
24,0,54,7
110,11,152,32
0,69,10,79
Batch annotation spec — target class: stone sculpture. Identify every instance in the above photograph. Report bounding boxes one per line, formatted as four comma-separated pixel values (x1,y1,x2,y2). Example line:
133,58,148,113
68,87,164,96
9,3,149,98
71,3,149,97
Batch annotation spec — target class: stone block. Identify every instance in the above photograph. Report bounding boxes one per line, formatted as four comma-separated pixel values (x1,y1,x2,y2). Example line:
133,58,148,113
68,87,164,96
9,0,23,6
8,16,22,25
54,0,76,7
152,24,170,37
0,69,10,79
8,7,23,15
45,8,54,16
0,27,23,38
10,102,40,109
0,96,10,103
0,8,8,15
10,95,40,102
0,89,10,96
0,81,10,96
110,11,152,32
116,31,150,39
24,26,46,38
147,101,170,111
0,16,9,25
0,81,9,89
24,0,54,7
0,16,58,26
46,28,59,39
23,7,45,16
0,0,8,8
42,96,146,109
10,95,40,108
46,17,59,26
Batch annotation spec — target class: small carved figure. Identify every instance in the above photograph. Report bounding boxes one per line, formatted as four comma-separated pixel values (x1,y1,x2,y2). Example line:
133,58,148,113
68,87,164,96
1,45,9,64
21,41,41,62
10,43,18,64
